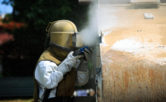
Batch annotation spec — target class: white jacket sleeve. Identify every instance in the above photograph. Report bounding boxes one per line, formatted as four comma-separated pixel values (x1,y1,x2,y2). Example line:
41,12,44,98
35,52,81,89
56,51,81,75
75,61,89,87
35,61,64,89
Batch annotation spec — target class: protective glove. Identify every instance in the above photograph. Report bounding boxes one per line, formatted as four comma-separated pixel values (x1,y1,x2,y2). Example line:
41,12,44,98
56,51,83,75
73,47,92,61
83,47,92,61
66,51,83,68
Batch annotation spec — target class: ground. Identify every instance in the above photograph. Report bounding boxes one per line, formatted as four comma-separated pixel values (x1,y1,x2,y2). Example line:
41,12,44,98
0,99,33,102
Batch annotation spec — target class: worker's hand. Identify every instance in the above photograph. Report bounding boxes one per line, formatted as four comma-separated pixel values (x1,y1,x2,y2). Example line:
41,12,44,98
56,51,83,75
66,51,83,68
83,48,92,61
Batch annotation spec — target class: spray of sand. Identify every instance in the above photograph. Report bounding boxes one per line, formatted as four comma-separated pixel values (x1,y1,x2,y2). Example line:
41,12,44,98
80,0,99,46
79,0,120,46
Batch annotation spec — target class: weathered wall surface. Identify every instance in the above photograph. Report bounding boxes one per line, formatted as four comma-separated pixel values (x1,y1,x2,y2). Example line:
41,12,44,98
100,4,166,102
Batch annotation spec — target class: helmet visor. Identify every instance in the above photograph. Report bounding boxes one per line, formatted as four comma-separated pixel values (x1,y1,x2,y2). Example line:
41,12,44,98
72,33,84,48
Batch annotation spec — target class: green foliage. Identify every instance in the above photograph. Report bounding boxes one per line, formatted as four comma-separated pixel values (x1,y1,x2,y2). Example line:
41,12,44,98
2,14,13,23
12,0,81,30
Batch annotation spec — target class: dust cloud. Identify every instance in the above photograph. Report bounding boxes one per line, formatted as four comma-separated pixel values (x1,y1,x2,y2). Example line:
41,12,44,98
79,0,98,46
79,0,120,46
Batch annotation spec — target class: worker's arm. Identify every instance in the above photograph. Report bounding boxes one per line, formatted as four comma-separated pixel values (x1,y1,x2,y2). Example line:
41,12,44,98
75,60,89,87
35,51,81,89
35,61,63,89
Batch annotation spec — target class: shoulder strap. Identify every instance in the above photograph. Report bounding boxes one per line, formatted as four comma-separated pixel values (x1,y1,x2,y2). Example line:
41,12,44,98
38,49,61,65
42,89,52,102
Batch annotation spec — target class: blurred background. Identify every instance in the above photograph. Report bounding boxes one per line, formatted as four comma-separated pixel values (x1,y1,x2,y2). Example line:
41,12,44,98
0,0,89,101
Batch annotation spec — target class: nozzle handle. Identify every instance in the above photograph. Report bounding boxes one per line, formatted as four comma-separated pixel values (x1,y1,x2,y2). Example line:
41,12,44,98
73,46,90,56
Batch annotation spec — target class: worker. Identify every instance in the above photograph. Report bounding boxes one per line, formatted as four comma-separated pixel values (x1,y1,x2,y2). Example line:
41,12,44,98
33,20,91,102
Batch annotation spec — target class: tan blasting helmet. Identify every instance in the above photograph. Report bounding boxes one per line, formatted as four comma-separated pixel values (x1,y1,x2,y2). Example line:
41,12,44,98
46,20,83,50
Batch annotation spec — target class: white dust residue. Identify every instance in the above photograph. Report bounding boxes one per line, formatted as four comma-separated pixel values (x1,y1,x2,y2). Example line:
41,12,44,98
111,38,166,65
111,38,142,53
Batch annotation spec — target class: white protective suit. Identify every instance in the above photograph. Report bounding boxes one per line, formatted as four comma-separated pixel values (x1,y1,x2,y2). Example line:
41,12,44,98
35,51,89,100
